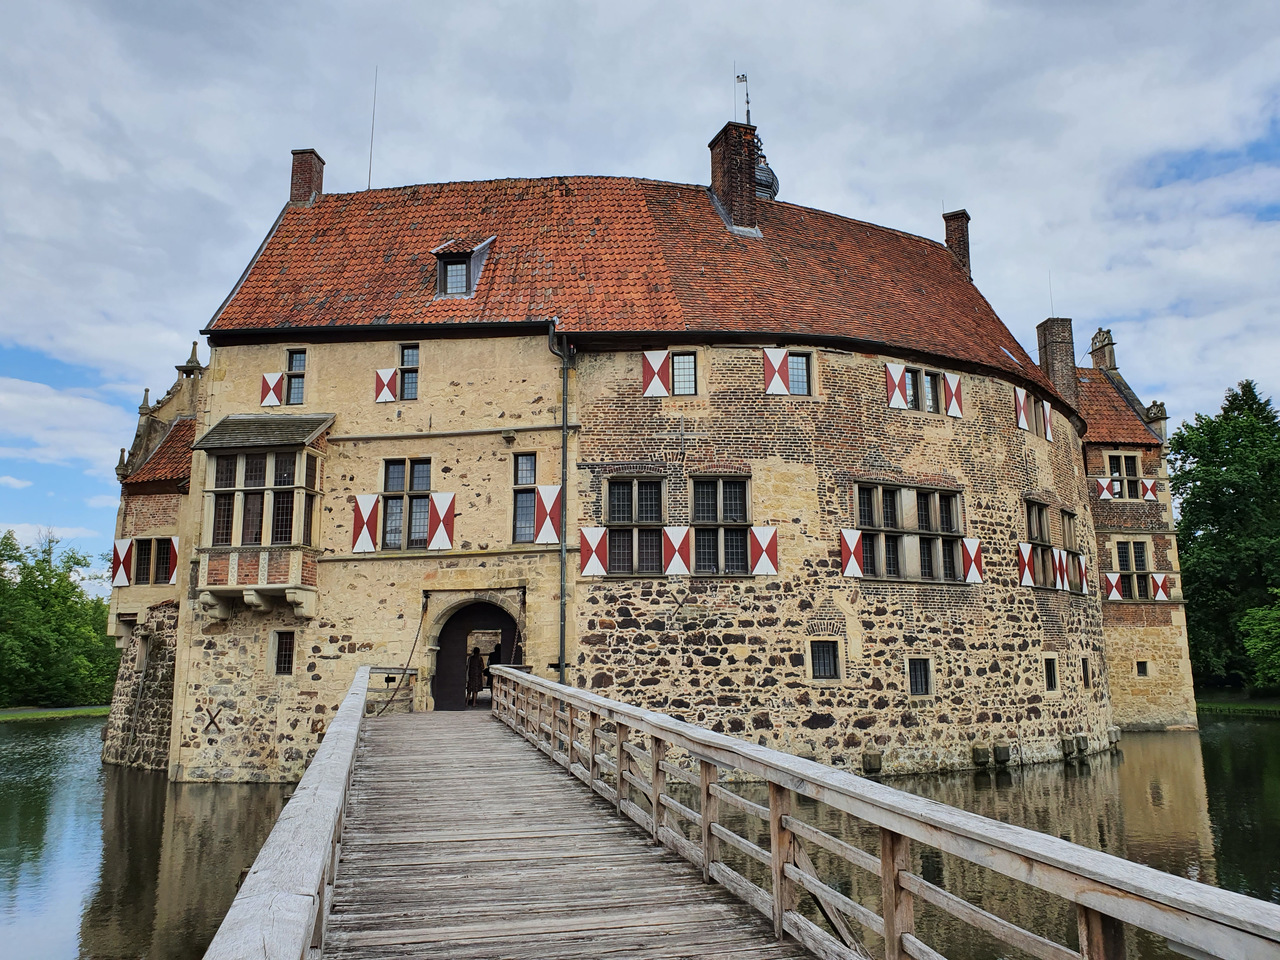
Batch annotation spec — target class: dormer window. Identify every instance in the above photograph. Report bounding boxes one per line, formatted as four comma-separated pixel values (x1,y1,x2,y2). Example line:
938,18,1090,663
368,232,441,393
441,258,470,294
432,236,495,298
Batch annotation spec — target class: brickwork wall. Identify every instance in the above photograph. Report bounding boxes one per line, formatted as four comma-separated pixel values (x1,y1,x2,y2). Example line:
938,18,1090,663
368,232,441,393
102,600,179,771
119,492,181,536
569,345,1115,774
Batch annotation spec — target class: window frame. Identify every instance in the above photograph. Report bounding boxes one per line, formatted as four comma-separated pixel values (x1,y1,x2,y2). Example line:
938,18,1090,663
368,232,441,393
512,452,538,543
670,352,698,396
205,450,320,550
1136,660,1150,678
1104,450,1144,499
399,343,419,401
1044,653,1061,697
808,639,842,681
605,476,667,576
438,256,471,295
380,457,433,551
285,349,306,406
901,365,946,414
130,537,174,587
690,476,751,576
1113,536,1154,601
786,352,813,397
857,483,964,582
273,630,296,676
1026,500,1054,588
907,656,934,698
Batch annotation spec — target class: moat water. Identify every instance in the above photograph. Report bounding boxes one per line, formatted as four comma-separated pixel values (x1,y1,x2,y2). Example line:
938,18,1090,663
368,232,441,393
0,715,1275,959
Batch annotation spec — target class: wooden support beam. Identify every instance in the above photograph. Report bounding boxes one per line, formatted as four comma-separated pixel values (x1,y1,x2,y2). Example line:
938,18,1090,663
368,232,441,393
700,759,719,884
1077,905,1125,960
769,781,796,940
881,828,914,960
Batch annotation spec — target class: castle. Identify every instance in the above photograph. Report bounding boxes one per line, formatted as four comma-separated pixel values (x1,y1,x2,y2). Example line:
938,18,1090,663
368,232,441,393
102,122,1194,781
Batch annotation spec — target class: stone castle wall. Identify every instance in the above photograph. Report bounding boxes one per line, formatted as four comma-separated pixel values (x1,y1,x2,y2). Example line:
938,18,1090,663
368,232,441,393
103,600,179,771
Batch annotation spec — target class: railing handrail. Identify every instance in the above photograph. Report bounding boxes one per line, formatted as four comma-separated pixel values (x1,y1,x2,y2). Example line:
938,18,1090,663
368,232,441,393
204,666,370,960
491,665,1280,960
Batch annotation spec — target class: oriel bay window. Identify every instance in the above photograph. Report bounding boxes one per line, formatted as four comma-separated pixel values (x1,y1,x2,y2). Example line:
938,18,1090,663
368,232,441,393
692,477,749,575
858,484,962,581
607,478,664,574
382,458,431,550
208,450,320,548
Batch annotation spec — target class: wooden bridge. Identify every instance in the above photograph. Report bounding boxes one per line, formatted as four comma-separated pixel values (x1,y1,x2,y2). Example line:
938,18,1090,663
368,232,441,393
205,666,1280,960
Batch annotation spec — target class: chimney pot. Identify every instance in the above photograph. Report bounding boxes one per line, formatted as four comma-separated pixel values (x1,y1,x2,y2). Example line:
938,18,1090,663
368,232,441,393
709,122,759,230
943,209,971,278
1036,317,1079,411
290,148,325,203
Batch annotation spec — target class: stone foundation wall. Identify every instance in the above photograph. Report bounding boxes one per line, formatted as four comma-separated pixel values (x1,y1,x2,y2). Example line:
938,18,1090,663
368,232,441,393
102,600,179,771
1103,602,1196,729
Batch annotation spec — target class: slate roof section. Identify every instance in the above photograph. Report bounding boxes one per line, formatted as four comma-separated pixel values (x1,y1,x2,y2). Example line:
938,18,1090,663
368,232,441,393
125,418,197,485
206,176,1064,404
1076,367,1160,445
193,414,336,451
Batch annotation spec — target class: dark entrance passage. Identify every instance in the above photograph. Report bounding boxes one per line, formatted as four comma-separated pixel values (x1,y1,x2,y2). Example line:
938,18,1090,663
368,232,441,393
432,602,518,711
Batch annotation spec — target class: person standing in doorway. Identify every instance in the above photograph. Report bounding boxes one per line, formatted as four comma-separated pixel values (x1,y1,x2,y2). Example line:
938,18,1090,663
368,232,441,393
487,640,502,690
466,646,484,707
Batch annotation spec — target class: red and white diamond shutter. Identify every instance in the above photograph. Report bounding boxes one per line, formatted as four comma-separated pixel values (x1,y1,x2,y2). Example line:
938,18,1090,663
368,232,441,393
944,373,963,417
1152,574,1170,600
763,349,790,395
961,538,984,583
1104,573,1123,600
1042,401,1054,441
352,495,379,553
427,493,455,550
1054,548,1069,589
663,527,691,575
169,537,180,584
111,539,133,587
1095,478,1114,501
1014,387,1029,430
749,527,778,575
840,529,863,577
1017,542,1034,586
642,351,672,397
261,372,284,407
1141,479,1158,500
885,363,908,409
1078,554,1090,594
375,369,398,403
580,528,607,576
534,486,562,544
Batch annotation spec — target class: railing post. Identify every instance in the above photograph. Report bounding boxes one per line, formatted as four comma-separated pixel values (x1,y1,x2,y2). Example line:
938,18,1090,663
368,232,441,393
566,703,578,769
769,781,796,940
1077,905,1125,960
880,828,914,960
588,711,601,786
700,759,719,883
615,722,630,815
650,736,667,843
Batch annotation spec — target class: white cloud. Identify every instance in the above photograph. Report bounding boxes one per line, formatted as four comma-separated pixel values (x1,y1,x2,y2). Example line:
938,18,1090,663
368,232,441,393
85,494,118,509
0,523,101,546
0,378,135,477
0,476,31,488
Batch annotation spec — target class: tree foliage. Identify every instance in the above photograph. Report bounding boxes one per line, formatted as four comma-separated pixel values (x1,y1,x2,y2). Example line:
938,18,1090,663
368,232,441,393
0,530,121,708
1168,380,1280,685
1239,591,1280,689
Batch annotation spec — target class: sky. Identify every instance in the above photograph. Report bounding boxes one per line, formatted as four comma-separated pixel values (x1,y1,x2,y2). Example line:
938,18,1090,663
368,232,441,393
2,0,1279,563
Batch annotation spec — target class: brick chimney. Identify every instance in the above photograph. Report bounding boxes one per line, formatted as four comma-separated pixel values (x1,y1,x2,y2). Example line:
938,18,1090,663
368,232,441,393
290,148,325,203
1036,317,1079,411
1090,327,1117,371
943,209,971,278
709,122,759,230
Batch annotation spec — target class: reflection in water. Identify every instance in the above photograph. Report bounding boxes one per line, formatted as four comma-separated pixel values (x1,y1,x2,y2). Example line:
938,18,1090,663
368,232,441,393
0,718,284,960
0,715,1276,959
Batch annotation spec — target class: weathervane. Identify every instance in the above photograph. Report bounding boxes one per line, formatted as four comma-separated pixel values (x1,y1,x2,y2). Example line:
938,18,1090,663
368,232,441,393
736,72,750,124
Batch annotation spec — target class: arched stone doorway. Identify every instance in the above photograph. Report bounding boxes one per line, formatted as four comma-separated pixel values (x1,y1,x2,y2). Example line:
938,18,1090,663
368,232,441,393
431,602,519,711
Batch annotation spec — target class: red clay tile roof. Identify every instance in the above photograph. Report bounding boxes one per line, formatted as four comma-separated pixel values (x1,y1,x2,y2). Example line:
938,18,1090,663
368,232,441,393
1075,368,1160,446
208,176,1062,403
125,418,196,484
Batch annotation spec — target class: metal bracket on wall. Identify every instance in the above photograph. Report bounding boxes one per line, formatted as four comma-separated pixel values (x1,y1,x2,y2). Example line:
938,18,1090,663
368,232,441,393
203,706,222,734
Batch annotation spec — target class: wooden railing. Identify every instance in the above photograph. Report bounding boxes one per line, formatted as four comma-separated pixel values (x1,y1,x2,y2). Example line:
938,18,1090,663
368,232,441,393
204,666,369,960
491,666,1280,960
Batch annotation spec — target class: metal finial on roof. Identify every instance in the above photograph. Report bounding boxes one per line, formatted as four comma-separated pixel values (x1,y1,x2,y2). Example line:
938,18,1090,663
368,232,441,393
736,73,750,125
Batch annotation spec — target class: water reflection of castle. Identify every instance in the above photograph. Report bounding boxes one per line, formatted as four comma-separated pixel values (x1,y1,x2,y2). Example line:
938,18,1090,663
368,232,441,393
78,767,285,960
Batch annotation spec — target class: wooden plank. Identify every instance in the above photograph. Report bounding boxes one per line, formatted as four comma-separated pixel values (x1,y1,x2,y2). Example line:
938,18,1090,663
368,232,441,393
711,822,772,868
900,870,1076,960
710,861,774,920
661,793,702,828
711,782,770,821
784,862,885,937
701,759,719,884
660,759,699,786
881,828,913,960
792,836,864,948
770,781,795,938
783,910,873,960
783,814,881,879
901,933,949,960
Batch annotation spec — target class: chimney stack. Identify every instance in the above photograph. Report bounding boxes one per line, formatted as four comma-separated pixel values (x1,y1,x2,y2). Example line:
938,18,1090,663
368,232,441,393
1035,317,1079,411
709,122,759,230
943,209,971,278
290,148,325,203
1090,327,1117,371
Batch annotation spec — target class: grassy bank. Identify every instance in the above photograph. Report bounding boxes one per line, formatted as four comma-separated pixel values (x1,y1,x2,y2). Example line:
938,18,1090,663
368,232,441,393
0,705,110,723
1196,699,1280,719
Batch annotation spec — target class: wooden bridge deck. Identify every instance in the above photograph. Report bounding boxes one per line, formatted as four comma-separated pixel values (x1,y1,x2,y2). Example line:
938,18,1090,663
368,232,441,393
324,709,809,960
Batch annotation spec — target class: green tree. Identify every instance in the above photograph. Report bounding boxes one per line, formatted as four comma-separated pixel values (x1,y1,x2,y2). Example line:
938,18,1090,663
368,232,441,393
0,530,120,708
1168,380,1280,685
1239,591,1280,689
